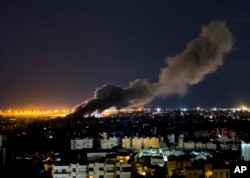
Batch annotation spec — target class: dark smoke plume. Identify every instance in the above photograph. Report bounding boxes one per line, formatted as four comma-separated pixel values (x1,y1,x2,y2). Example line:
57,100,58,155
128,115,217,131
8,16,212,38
74,20,234,116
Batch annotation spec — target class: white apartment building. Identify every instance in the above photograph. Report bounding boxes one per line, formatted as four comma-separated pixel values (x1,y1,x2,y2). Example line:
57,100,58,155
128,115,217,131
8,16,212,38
183,141,195,150
51,162,132,178
241,140,250,161
206,142,217,150
101,139,111,150
109,137,119,147
101,137,119,149
195,142,206,149
167,134,175,145
71,138,94,150
178,134,217,150
150,156,164,167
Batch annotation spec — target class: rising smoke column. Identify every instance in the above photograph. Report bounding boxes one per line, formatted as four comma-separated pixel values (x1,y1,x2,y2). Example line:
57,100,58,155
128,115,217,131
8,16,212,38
75,79,156,115
75,20,234,115
157,20,234,96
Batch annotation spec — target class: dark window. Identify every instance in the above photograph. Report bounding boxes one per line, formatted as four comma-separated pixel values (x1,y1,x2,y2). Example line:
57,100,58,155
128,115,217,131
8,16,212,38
122,167,131,172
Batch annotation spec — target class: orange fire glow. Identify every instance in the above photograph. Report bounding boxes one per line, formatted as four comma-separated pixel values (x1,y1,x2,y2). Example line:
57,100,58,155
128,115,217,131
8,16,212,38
0,108,74,118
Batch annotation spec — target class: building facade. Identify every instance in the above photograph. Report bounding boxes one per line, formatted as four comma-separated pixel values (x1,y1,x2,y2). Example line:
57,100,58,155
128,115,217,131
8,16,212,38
122,137,160,150
241,140,250,161
71,138,94,150
50,162,131,178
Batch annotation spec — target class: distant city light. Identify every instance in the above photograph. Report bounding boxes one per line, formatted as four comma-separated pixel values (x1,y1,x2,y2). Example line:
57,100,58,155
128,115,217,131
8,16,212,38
240,105,248,111
1,105,250,119
180,108,187,112
212,107,217,111
156,107,161,112
137,107,144,112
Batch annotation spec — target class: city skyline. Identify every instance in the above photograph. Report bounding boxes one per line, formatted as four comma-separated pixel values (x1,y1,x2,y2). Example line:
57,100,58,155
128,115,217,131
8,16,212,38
1,1,250,110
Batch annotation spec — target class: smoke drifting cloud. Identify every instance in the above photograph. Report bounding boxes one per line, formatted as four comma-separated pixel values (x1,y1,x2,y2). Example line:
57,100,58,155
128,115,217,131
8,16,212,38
75,20,234,115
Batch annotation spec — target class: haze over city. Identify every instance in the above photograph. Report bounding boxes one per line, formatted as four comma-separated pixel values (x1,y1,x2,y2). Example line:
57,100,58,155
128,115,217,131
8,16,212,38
1,1,250,110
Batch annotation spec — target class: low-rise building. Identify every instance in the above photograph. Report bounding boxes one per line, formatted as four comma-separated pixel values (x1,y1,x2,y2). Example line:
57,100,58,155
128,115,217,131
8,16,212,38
184,168,203,178
167,158,192,177
48,152,132,178
122,137,160,150
71,138,93,150
211,168,230,178
51,162,131,178
184,141,195,150
122,137,131,149
101,137,120,149
150,156,164,167
206,142,217,150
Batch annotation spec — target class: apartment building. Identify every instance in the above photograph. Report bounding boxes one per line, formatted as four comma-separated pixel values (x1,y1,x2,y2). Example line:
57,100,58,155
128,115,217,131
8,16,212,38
71,138,94,150
122,137,160,150
51,162,131,178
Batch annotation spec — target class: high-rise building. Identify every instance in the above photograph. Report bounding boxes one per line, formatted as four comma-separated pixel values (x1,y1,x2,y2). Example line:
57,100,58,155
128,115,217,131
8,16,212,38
241,140,250,161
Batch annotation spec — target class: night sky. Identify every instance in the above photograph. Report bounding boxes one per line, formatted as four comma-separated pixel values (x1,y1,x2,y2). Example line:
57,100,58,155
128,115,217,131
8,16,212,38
1,0,250,110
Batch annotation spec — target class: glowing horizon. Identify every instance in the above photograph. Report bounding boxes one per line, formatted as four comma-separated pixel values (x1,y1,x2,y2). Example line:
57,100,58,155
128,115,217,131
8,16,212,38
0,107,75,118
0,104,249,119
